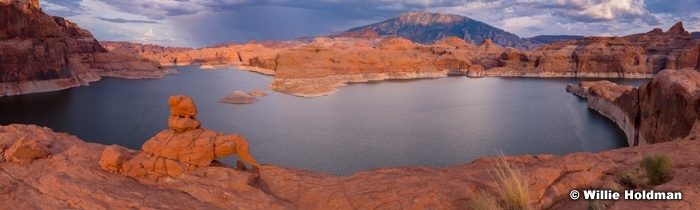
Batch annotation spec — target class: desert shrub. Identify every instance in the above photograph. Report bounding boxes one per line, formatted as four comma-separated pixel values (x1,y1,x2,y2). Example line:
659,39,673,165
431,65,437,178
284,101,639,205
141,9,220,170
493,156,530,210
617,168,648,188
641,154,671,185
618,154,671,188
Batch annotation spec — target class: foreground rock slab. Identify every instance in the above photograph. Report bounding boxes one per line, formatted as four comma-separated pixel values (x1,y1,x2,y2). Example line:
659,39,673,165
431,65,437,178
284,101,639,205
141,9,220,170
0,122,698,209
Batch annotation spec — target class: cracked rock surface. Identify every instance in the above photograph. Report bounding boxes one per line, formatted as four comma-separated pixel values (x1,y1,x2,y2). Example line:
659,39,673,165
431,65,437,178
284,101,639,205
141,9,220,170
1,123,699,209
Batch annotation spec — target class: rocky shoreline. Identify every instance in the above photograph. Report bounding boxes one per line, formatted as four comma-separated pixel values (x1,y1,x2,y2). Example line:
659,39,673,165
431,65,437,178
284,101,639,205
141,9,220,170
567,81,639,146
3,85,700,208
0,0,178,97
567,69,700,146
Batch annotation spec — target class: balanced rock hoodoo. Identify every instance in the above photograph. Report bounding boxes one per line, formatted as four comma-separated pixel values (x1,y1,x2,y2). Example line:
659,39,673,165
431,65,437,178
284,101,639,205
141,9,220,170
167,95,201,132
99,95,260,179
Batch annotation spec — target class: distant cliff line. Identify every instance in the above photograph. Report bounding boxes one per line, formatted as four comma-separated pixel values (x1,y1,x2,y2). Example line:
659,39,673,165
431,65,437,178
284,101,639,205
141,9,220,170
101,22,697,97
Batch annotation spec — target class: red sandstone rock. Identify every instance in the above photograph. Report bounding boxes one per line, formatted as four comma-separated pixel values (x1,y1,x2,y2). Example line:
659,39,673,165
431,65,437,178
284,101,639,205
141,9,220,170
3,138,50,164
167,95,201,132
0,0,175,97
101,95,260,181
638,69,700,144
569,69,700,146
168,95,197,117
167,116,202,132
0,124,289,209
2,119,700,209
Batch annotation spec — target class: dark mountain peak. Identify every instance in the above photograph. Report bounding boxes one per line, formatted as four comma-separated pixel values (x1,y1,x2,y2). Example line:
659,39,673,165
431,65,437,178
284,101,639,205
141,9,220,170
667,21,690,36
393,12,467,26
345,12,523,48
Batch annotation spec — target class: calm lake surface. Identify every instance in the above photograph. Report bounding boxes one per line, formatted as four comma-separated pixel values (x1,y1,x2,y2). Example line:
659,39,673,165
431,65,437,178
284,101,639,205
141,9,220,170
0,66,648,175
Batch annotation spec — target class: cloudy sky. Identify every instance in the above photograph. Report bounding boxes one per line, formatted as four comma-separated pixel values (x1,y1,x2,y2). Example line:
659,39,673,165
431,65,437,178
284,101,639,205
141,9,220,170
40,0,700,48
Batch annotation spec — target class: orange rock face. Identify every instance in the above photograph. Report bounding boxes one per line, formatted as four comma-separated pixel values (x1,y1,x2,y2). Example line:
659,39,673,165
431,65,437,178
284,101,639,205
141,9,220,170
569,69,700,146
100,95,260,180
3,138,50,164
2,119,700,209
98,21,699,98
168,95,197,117
0,0,175,97
167,95,200,132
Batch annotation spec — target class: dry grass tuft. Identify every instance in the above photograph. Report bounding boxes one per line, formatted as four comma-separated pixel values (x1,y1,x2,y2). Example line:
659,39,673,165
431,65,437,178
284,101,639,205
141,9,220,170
493,156,531,210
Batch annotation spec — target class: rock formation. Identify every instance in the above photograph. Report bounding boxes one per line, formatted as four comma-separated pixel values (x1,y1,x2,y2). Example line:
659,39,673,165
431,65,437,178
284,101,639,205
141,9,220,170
342,12,531,48
97,18,698,98
0,122,698,209
249,89,267,96
218,91,259,104
265,36,488,96
167,95,201,132
0,0,176,97
99,95,260,180
568,69,700,146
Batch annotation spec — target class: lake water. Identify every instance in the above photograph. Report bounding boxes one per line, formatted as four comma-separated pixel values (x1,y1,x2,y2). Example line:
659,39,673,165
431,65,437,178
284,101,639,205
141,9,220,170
0,66,648,175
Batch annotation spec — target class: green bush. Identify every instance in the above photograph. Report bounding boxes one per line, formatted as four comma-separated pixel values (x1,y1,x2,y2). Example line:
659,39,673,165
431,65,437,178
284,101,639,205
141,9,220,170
618,154,671,188
641,154,671,185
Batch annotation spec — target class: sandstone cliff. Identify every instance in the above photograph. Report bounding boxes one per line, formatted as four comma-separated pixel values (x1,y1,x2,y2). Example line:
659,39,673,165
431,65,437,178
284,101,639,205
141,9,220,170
495,22,698,78
0,0,175,96
262,37,507,97
568,69,700,146
101,40,292,75
97,21,699,98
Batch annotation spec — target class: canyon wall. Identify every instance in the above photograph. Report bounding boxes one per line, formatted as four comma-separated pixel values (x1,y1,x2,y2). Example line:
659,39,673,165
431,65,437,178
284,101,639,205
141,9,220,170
0,0,174,96
568,69,700,146
98,22,699,97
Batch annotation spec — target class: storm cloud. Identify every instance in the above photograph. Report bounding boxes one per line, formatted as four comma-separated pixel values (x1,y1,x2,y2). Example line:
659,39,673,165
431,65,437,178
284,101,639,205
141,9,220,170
41,0,700,47
96,17,160,24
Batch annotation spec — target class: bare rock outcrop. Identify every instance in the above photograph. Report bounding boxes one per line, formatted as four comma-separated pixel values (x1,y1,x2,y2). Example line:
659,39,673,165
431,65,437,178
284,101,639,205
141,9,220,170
3,137,50,164
218,91,259,104
638,69,700,144
2,124,289,209
3,120,700,208
266,36,486,97
0,0,175,97
167,95,201,132
100,95,260,179
568,69,700,146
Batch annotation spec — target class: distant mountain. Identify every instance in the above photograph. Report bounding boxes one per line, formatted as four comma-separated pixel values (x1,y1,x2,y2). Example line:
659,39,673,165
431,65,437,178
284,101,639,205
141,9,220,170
341,12,581,49
692,32,700,38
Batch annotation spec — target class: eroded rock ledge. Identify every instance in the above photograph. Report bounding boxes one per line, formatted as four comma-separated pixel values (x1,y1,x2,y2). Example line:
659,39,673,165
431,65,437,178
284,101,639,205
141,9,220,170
567,69,700,146
2,94,700,209
1,124,699,209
